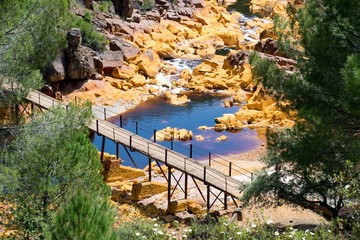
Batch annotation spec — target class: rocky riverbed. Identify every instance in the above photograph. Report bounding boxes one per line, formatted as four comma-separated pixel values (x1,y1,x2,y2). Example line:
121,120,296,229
37,0,316,226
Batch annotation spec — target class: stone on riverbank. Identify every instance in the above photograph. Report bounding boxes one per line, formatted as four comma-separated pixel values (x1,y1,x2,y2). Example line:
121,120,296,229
130,181,168,201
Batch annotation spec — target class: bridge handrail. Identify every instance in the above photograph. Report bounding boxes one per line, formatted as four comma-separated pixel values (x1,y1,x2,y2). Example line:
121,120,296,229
27,91,254,195
91,101,254,177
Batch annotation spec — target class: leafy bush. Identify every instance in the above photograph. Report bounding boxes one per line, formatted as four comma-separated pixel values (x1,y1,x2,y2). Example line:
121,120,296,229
98,0,113,13
184,215,340,240
83,10,92,23
117,218,169,240
68,14,106,52
143,0,153,11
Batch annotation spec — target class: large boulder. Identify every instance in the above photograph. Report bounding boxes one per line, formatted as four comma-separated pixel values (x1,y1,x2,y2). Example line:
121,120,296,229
223,50,250,70
130,181,168,201
42,53,66,83
111,65,135,79
111,0,133,19
67,28,82,48
109,39,140,61
136,49,160,78
66,46,96,80
129,74,146,87
97,50,124,75
82,0,93,8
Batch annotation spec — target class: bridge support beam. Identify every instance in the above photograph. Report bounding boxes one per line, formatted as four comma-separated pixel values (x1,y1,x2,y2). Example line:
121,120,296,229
116,143,119,159
148,157,152,182
207,185,210,212
168,166,172,208
100,136,105,163
184,173,188,199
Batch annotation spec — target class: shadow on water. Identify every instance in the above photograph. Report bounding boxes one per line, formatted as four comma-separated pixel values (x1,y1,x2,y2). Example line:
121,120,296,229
228,0,253,17
93,93,262,168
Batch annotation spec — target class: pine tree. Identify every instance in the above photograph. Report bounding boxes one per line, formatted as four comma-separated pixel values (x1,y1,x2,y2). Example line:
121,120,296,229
44,186,118,240
0,103,110,238
241,0,360,219
0,0,69,106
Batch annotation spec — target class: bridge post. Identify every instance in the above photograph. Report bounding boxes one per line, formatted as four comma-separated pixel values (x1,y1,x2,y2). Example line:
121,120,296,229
120,115,123,128
167,166,172,209
148,157,152,182
224,178,228,209
185,173,188,199
165,149,168,165
209,153,211,166
104,108,106,120
100,136,105,163
207,185,210,212
116,143,119,159
190,144,193,158
153,129,156,142
136,121,138,135
229,162,232,177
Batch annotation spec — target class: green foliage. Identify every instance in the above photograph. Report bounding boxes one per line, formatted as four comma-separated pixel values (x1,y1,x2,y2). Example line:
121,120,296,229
0,103,109,238
185,216,340,240
117,218,169,240
44,186,117,240
83,10,92,23
143,0,154,11
68,14,107,52
0,0,68,106
98,0,113,13
245,0,360,218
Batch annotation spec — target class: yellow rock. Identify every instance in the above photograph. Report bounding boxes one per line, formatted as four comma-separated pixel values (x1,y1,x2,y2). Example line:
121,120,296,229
191,34,224,49
181,20,203,32
150,30,177,44
201,27,244,47
136,50,160,78
111,66,135,80
196,47,216,58
216,135,228,141
169,95,190,105
149,86,159,96
195,135,205,141
130,181,168,201
167,199,203,214
231,11,242,21
153,42,179,59
144,161,157,172
188,202,203,214
104,165,146,182
180,69,192,81
154,165,168,174
129,74,146,87
192,63,213,76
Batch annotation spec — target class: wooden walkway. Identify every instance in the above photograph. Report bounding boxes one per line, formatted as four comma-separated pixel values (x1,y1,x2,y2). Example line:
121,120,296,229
26,90,246,199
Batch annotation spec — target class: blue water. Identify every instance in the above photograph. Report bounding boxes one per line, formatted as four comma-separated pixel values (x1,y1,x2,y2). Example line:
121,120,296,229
93,93,262,168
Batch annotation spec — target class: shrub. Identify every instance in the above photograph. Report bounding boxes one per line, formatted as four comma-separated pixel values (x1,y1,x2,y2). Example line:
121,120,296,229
143,0,153,11
184,215,341,240
83,10,92,23
98,0,113,13
68,14,106,52
117,218,169,240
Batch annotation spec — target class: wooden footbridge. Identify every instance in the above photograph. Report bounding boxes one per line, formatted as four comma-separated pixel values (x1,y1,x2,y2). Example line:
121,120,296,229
24,90,254,212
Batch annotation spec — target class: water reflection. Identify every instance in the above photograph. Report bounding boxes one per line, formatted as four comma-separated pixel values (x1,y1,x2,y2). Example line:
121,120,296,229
93,93,262,168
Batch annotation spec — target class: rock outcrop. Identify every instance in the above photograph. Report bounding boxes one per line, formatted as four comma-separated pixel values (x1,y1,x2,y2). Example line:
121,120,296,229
155,127,193,142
